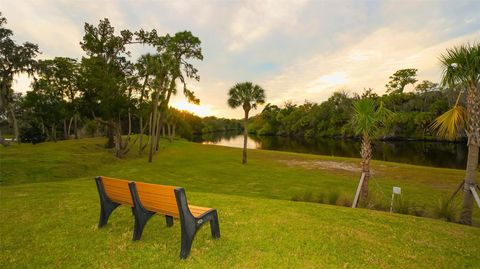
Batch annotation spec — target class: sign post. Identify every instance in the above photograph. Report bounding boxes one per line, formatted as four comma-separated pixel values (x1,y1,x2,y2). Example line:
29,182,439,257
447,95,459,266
390,186,401,213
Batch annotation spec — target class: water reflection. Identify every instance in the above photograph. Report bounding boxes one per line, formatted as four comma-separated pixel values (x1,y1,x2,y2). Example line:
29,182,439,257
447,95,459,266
193,131,260,149
193,131,471,169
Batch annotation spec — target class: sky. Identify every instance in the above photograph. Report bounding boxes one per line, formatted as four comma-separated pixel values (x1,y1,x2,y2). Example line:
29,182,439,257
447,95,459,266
2,0,479,119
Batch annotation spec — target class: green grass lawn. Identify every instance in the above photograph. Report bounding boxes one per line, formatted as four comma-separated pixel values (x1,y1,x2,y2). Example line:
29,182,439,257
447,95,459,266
1,137,479,268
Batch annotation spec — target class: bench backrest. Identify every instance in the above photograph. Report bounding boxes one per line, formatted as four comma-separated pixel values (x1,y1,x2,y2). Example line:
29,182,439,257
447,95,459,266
134,181,180,217
101,177,133,206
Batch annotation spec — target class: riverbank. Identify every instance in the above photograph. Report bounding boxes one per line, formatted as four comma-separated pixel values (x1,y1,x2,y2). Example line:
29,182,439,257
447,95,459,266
193,131,472,169
1,137,479,267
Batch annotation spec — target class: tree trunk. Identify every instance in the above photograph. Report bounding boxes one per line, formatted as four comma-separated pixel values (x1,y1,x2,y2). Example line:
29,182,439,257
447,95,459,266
360,133,372,202
148,92,160,163
167,124,172,142
106,124,115,148
8,105,20,144
67,116,73,136
172,123,176,139
459,87,480,225
128,109,132,137
139,116,143,155
63,119,68,140
242,108,249,164
51,124,57,142
155,112,162,151
74,113,78,139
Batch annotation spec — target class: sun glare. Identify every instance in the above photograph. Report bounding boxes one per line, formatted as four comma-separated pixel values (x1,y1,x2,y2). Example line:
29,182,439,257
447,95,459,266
171,101,211,117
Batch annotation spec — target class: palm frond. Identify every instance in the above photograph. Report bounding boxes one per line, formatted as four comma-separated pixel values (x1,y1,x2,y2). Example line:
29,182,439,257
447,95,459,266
431,105,466,140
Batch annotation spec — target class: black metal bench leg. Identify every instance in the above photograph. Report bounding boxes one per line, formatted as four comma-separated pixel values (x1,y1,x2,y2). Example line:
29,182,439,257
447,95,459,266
133,210,155,241
128,182,156,241
180,225,197,259
98,200,120,228
95,176,120,228
209,210,220,239
166,215,174,227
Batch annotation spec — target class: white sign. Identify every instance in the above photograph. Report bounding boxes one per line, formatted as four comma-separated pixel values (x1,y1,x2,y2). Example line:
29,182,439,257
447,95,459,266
393,186,401,195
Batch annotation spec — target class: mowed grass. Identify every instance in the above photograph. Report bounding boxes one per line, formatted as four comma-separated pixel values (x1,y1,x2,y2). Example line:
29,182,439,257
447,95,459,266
1,137,479,268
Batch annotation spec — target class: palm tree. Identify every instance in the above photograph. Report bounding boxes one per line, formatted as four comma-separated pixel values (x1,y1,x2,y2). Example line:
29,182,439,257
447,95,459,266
431,43,479,225
228,82,266,164
350,99,393,202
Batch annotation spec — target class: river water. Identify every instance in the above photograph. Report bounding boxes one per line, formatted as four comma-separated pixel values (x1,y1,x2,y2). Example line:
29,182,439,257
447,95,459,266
193,131,472,169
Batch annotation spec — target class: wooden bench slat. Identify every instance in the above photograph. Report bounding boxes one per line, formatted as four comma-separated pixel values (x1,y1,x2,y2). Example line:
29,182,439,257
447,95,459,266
103,185,133,206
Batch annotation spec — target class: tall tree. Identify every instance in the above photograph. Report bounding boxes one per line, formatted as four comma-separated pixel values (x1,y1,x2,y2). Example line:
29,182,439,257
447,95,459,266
431,43,480,225
415,80,438,112
79,18,133,157
350,99,393,202
386,68,418,94
228,82,266,164
0,13,39,144
26,59,69,142
137,30,203,162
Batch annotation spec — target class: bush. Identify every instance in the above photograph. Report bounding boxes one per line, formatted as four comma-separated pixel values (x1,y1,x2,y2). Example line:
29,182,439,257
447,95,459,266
20,122,46,144
327,191,340,205
393,196,412,215
433,195,458,222
84,120,98,137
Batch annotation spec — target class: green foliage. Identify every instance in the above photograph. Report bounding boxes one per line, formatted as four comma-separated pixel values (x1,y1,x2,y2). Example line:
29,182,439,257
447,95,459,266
227,82,266,111
19,120,46,144
439,43,480,89
84,119,98,137
249,86,457,140
393,196,413,215
385,68,418,94
432,43,479,141
434,195,459,222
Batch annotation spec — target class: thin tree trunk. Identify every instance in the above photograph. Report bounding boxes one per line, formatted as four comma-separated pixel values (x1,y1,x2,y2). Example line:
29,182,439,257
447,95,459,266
145,112,153,155
74,113,78,139
360,133,372,202
106,124,115,148
242,109,249,164
67,116,73,136
167,124,172,142
128,109,132,137
51,124,57,142
155,112,162,151
8,105,20,144
139,116,143,155
459,87,480,225
148,91,160,163
63,119,68,140
172,122,176,139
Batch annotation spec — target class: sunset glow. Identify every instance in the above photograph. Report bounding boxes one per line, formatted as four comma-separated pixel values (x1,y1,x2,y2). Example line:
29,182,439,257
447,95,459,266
171,100,211,117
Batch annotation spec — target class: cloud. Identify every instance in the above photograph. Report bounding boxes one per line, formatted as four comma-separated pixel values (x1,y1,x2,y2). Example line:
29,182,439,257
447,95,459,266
260,27,480,106
227,0,309,51
2,0,479,119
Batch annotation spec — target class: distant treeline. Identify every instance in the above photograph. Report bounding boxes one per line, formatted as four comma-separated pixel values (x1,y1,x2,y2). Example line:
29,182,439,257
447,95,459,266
248,83,463,141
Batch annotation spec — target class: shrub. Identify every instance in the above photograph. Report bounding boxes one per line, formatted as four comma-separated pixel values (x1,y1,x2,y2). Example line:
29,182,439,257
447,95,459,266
433,195,458,222
20,121,46,144
393,196,412,215
84,120,98,137
327,191,340,205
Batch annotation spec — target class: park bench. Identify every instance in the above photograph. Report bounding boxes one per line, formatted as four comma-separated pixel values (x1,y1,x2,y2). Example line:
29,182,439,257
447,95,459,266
94,176,221,259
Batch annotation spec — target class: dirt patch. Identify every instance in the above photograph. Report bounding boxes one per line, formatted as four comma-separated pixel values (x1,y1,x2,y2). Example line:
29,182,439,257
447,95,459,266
279,159,360,172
